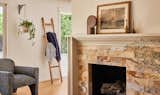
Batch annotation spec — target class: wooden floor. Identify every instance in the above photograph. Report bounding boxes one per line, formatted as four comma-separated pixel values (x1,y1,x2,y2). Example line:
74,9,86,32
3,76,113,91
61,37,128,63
13,78,68,95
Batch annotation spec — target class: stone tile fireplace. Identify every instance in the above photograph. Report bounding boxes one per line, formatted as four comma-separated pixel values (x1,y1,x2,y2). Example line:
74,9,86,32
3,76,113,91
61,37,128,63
68,34,160,95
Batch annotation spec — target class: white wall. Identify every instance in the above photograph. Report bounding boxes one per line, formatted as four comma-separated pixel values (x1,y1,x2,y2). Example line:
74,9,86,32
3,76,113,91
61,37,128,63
0,0,71,81
72,0,160,35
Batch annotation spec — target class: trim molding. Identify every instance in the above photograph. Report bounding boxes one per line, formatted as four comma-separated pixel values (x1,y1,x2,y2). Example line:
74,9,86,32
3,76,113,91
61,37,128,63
0,2,7,58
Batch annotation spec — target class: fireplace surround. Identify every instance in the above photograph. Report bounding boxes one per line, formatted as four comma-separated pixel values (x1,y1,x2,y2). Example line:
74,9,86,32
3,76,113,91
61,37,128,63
68,34,160,95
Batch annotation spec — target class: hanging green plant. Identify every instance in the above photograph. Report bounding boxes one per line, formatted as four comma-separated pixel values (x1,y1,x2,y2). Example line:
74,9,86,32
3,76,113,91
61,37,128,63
19,20,36,40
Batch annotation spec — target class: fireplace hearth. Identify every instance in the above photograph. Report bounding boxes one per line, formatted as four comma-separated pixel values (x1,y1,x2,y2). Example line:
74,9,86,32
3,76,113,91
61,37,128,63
89,64,126,95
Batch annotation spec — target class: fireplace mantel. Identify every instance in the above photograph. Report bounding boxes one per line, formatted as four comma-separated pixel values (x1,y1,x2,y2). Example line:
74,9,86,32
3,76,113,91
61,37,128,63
68,33,160,95
72,33,160,44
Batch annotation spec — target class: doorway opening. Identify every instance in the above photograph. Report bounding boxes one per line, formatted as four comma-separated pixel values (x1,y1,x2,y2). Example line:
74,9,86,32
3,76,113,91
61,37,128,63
60,13,72,78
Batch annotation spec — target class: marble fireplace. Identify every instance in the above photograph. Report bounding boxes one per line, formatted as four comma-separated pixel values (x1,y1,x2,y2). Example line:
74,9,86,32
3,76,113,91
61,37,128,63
68,34,160,95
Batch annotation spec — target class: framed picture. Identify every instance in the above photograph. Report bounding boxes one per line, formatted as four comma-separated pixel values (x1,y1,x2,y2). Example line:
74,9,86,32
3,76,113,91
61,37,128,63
97,1,131,34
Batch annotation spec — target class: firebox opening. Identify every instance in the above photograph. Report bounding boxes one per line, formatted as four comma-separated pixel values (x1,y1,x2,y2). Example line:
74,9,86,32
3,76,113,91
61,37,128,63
89,64,126,95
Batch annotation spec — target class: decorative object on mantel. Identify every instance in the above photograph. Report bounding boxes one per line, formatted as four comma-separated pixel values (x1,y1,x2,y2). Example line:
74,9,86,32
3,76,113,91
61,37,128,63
87,15,97,34
97,1,131,34
18,19,36,40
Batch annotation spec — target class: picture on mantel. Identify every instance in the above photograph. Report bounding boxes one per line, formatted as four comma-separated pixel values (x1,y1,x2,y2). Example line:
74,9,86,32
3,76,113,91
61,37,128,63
97,1,131,34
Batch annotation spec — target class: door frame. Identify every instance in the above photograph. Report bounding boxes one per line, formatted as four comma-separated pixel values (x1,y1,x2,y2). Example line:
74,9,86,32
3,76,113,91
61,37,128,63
0,2,7,58
58,10,72,95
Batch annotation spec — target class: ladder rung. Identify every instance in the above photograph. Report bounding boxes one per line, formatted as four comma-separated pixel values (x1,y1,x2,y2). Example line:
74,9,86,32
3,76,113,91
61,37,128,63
45,23,52,26
50,66,59,68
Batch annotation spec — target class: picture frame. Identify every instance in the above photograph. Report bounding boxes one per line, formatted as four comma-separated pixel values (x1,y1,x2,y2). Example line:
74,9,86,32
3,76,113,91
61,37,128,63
97,1,131,34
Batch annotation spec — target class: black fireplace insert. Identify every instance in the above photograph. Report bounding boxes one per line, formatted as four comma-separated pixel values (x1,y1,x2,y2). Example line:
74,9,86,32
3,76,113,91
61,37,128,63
89,64,126,95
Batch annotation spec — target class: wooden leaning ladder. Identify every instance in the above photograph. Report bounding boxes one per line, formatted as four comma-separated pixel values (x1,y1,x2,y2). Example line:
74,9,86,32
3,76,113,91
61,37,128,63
41,17,63,84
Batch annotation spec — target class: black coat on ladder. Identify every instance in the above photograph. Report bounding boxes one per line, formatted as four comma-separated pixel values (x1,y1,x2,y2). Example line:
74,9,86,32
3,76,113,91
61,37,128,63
46,32,61,62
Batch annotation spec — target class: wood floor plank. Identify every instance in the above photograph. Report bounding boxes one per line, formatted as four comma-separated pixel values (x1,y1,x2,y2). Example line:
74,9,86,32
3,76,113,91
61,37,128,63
12,78,67,95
